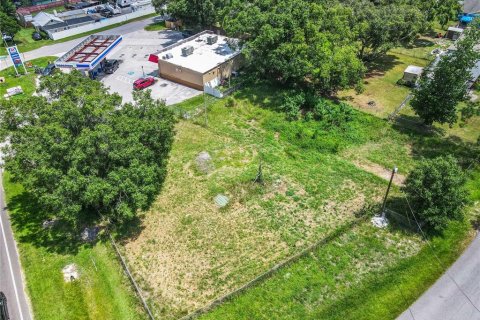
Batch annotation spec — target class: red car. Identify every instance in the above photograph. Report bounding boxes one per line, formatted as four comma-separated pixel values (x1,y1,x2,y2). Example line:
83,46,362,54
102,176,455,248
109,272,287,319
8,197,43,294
133,77,155,90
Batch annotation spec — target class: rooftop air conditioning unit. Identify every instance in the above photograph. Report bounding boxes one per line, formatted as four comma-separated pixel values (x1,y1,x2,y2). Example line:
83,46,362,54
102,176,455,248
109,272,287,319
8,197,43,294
181,46,194,56
206,35,218,45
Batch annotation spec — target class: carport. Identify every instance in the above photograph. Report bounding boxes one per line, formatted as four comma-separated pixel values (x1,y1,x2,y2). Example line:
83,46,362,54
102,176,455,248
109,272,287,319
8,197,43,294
55,34,122,78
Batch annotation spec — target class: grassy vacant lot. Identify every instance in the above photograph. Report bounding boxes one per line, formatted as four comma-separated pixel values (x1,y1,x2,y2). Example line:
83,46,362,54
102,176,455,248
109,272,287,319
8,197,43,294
338,37,448,118
3,173,146,320
0,56,56,98
120,83,480,319
201,220,473,320
0,13,157,55
338,34,480,145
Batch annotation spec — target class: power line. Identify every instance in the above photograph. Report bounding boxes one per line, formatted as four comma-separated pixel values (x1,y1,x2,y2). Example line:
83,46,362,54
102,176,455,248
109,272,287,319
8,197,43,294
403,194,480,315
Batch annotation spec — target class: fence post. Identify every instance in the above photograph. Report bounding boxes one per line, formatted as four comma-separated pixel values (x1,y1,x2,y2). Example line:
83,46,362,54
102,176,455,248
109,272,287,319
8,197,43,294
109,234,156,320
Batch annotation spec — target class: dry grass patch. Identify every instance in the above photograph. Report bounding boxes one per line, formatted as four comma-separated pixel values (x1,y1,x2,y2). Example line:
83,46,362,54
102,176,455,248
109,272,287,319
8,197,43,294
121,105,385,319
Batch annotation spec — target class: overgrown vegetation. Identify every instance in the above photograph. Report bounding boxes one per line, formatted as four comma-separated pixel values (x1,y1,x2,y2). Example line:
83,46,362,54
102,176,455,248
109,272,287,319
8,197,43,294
403,155,468,232
119,82,479,319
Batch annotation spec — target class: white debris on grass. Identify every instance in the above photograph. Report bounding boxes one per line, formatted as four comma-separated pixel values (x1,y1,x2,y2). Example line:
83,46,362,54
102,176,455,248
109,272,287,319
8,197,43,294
371,215,389,228
62,263,79,282
214,194,229,208
195,151,214,174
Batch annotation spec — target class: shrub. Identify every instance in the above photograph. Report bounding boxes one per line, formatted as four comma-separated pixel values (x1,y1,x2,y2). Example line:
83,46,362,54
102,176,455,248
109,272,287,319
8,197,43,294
280,91,305,121
403,155,468,232
225,96,236,108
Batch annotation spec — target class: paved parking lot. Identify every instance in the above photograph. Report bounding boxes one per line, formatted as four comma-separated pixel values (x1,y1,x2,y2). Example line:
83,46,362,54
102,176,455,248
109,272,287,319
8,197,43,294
101,29,202,105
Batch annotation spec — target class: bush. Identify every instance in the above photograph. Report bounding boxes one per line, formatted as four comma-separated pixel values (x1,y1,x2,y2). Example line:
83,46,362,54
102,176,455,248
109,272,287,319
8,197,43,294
280,91,305,121
225,96,236,108
403,155,468,232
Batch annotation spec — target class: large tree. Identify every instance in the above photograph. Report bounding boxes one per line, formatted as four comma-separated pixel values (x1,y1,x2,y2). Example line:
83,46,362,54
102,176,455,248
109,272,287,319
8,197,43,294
0,71,176,226
344,0,426,60
410,28,480,126
0,11,20,36
403,155,468,232
153,0,225,27
224,0,365,94
0,0,16,17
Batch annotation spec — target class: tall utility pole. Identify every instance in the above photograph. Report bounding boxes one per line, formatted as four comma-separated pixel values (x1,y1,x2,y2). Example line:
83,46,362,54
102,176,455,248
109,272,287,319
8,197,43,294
372,166,398,228
381,166,397,216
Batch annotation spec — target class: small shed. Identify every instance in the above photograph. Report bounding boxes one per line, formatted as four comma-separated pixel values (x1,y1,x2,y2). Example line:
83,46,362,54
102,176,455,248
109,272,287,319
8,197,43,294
446,27,464,40
403,65,424,84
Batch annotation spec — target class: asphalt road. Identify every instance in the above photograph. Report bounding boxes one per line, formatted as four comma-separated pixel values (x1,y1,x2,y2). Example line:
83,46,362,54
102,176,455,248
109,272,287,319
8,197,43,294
397,232,480,320
0,172,32,320
0,15,159,70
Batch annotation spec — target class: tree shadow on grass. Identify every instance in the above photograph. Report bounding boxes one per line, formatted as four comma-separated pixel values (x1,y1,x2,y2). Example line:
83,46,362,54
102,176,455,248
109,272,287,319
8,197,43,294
392,115,479,167
232,81,285,112
112,215,145,245
365,54,403,78
405,38,436,49
7,190,87,255
7,188,147,254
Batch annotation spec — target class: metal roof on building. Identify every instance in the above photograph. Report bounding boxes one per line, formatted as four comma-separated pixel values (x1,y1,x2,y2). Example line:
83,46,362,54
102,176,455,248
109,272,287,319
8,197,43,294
42,15,96,30
55,34,122,70
32,11,63,27
462,0,480,14
404,65,424,75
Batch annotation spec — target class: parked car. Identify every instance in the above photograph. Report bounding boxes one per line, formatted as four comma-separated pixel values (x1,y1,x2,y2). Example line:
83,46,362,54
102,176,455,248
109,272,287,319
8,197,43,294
0,292,9,320
104,59,119,74
133,77,155,90
41,64,56,76
2,33,13,42
32,32,42,41
100,11,113,18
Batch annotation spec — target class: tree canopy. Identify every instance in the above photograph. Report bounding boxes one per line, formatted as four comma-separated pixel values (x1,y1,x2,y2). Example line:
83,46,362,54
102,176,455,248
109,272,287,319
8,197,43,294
0,0,16,17
410,28,480,126
224,0,365,94
0,11,20,36
0,71,176,227
403,155,468,232
153,0,461,93
153,0,224,27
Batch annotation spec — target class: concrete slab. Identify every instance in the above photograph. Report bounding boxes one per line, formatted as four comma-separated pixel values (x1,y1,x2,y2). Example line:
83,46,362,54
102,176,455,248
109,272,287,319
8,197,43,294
101,30,201,105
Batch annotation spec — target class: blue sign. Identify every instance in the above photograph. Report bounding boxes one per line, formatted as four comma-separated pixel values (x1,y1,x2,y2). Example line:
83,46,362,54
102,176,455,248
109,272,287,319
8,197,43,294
7,46,23,67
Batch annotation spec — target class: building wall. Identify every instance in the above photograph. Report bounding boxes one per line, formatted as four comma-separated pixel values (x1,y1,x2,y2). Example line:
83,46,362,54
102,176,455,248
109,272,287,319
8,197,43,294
159,54,243,91
202,55,243,84
402,72,419,84
158,60,205,90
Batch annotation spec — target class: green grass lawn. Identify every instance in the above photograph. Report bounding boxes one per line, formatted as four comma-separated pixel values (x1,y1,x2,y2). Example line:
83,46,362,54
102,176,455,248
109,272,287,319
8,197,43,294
3,173,146,320
0,13,158,56
189,84,480,320
144,21,166,31
119,82,479,319
200,220,473,320
338,37,445,118
0,56,56,98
